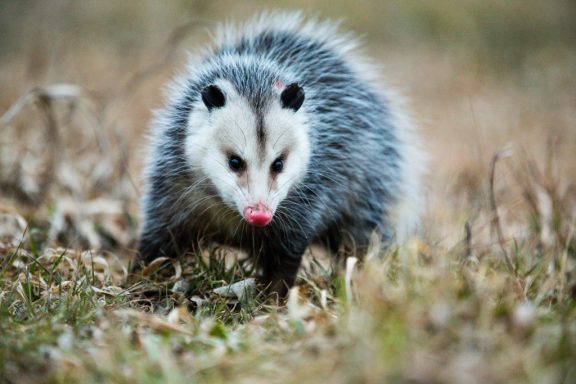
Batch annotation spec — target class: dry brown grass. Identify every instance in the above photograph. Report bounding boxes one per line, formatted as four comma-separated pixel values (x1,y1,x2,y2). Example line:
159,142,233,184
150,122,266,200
0,1,575,383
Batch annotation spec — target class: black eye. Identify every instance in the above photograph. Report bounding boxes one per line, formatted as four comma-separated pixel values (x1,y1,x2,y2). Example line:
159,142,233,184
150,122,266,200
228,156,244,172
271,158,284,173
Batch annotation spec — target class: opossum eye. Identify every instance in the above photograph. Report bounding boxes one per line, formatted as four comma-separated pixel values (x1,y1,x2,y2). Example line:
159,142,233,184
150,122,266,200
228,155,244,172
280,83,305,112
201,85,225,110
271,158,284,174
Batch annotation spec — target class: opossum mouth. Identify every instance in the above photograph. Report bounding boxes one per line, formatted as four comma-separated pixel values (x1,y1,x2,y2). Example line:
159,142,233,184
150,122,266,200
243,204,273,227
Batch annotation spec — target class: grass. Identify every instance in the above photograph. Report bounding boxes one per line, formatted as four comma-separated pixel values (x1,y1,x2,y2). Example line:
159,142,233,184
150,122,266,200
0,1,575,383
1,229,574,383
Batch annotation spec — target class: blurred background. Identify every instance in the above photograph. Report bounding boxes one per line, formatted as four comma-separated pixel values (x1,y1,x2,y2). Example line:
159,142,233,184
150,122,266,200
0,0,575,255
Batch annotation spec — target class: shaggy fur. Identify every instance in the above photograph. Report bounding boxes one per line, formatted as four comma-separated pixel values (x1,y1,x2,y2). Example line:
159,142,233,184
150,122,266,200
136,12,425,295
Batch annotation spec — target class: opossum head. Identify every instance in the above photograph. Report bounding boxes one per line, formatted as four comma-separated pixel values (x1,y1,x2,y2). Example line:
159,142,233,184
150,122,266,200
185,79,310,227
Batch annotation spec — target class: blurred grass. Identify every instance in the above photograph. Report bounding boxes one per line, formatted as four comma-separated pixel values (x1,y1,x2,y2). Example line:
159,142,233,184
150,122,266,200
0,1,575,383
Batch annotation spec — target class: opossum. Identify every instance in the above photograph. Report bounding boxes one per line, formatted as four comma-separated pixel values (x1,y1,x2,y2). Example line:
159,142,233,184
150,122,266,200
135,12,425,296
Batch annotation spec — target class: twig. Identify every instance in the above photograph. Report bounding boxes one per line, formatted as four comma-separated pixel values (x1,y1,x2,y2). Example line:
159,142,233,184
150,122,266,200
34,95,62,206
0,86,80,205
344,256,358,304
463,221,472,259
489,146,515,273
0,84,82,129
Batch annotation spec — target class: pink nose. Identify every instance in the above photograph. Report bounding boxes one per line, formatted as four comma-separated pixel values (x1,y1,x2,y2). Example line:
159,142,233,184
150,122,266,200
243,203,273,227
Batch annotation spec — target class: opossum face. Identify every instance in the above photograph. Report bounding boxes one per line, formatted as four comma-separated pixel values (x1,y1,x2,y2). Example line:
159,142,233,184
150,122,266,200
185,79,310,227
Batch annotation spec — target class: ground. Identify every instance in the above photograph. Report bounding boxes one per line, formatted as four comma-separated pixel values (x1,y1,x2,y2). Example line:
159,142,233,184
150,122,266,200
0,1,575,383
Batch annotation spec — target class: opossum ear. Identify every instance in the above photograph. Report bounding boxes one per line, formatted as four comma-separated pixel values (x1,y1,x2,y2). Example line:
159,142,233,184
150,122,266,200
201,85,225,111
280,83,305,112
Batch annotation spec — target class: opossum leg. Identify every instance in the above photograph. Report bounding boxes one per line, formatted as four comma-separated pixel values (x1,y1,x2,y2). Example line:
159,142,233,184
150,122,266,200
132,225,192,272
314,224,343,257
259,240,308,299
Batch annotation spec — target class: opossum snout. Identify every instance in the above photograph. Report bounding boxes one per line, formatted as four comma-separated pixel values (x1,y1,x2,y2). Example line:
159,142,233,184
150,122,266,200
243,203,273,227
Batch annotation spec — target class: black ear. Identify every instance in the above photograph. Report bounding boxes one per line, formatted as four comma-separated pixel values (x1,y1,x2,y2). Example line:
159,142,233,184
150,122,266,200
280,83,305,111
201,85,225,111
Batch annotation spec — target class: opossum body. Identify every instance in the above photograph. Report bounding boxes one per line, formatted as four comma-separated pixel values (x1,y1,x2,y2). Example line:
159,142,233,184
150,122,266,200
136,13,424,296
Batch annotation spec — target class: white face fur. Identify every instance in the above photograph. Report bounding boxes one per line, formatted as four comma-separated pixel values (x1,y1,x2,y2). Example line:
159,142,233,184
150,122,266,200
184,79,310,226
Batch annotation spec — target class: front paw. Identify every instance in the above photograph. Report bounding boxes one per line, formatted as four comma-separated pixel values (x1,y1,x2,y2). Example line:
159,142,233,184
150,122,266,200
259,277,294,301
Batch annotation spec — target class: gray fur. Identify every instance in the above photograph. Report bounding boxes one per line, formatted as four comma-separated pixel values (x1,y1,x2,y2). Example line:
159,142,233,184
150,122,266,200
136,12,424,295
